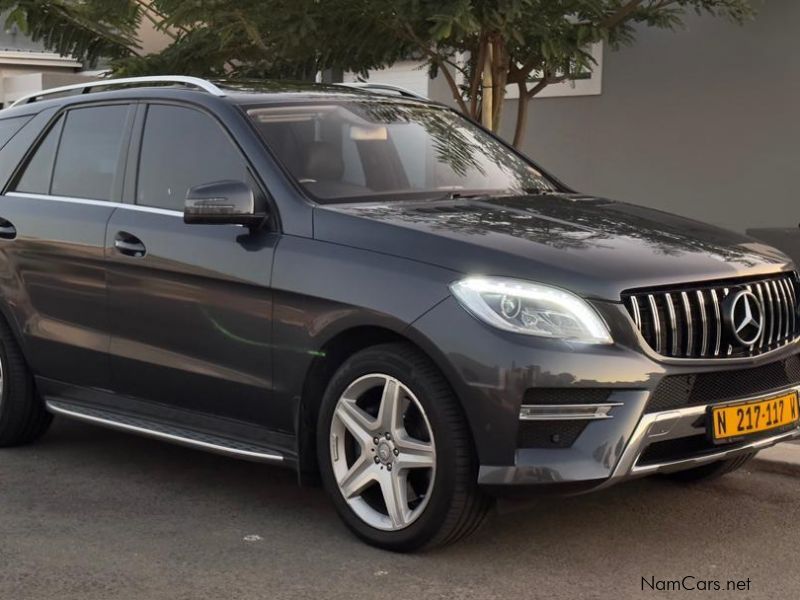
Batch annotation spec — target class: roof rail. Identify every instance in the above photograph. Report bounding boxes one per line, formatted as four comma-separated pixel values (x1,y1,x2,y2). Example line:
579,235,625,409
9,75,226,108
336,82,428,100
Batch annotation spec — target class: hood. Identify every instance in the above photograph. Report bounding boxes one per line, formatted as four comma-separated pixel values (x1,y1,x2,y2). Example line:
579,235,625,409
313,193,792,301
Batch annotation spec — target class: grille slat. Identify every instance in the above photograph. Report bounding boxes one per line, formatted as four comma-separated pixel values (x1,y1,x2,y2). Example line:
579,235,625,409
647,294,662,354
771,280,783,341
665,293,678,356
624,272,800,359
780,278,792,339
710,289,722,356
697,290,709,356
755,283,767,347
764,283,775,344
787,278,798,333
681,291,693,357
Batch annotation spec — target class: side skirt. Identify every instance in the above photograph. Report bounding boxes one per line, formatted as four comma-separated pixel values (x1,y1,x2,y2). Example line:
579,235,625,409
46,398,287,464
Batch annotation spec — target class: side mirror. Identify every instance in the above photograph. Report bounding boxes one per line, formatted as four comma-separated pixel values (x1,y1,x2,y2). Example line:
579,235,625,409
184,180,266,227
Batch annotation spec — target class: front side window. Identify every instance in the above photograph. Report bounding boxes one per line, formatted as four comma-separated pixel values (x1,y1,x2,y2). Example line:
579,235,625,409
137,105,250,212
247,102,556,203
51,105,131,200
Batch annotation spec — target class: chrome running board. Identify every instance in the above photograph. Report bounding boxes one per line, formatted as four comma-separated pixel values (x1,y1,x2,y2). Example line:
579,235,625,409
46,399,284,463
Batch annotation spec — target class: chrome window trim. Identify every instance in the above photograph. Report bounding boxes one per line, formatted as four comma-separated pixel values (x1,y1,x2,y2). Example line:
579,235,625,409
5,191,183,217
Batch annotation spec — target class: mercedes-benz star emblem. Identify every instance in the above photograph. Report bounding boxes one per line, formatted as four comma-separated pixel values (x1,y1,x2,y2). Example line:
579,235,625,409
728,290,764,346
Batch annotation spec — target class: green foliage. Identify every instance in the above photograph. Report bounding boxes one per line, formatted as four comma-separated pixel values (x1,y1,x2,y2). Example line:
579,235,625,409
1,0,757,143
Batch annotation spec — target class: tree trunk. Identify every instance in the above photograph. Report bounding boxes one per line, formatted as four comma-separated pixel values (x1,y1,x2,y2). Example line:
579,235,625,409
481,43,493,129
512,82,529,148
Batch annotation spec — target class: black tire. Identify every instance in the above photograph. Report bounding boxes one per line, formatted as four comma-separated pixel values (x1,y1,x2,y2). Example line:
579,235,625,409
662,452,755,483
317,342,492,552
0,318,52,447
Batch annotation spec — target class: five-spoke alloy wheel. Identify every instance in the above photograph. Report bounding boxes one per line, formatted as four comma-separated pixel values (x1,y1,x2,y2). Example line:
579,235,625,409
330,373,437,531
317,343,491,552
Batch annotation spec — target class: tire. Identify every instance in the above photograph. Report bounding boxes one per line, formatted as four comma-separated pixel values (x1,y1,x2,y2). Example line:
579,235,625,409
317,342,492,551
0,318,52,447
662,452,755,483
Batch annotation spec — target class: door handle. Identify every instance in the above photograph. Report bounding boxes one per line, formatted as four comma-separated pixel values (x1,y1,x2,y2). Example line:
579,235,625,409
0,218,17,240
114,232,146,257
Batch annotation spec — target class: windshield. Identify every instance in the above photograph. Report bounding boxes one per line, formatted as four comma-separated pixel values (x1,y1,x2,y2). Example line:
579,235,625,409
247,102,557,203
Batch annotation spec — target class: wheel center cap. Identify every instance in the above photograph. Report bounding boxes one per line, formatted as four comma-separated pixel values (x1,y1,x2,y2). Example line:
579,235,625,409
376,440,394,465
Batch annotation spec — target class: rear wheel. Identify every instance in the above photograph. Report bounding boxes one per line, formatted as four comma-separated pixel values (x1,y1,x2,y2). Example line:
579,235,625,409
662,452,755,483
0,319,52,447
317,343,491,551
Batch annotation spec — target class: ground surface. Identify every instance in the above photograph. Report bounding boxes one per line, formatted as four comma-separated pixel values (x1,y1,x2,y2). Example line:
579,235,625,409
1,418,798,600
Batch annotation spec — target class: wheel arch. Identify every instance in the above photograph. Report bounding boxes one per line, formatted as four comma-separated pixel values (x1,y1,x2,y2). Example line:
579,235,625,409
294,324,468,486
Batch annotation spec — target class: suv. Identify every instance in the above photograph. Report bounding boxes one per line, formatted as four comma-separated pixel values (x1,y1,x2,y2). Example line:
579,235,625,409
0,77,798,551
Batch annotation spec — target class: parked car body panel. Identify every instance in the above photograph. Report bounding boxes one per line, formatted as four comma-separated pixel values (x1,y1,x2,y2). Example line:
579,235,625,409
314,195,792,301
0,82,797,500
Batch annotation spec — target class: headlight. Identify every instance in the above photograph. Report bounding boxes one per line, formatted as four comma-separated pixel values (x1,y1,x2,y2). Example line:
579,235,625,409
450,277,613,344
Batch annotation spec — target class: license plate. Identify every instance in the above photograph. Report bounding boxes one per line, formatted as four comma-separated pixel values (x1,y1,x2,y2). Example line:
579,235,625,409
711,391,799,442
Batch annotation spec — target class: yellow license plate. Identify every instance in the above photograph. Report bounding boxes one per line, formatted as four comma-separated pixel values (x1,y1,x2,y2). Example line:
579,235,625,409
711,392,799,442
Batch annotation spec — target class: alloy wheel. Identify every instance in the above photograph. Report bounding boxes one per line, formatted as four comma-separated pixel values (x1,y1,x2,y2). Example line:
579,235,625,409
329,373,436,531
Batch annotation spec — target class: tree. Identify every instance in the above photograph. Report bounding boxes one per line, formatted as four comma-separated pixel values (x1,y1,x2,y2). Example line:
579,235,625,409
2,0,756,147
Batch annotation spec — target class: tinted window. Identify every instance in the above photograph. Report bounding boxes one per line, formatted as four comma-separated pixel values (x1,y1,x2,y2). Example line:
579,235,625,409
51,105,131,200
14,115,63,194
0,116,31,150
137,105,249,211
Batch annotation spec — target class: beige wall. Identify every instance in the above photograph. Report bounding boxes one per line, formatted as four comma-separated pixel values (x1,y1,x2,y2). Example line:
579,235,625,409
137,20,173,55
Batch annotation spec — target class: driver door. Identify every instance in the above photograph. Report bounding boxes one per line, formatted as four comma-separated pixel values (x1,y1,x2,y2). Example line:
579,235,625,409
105,103,280,427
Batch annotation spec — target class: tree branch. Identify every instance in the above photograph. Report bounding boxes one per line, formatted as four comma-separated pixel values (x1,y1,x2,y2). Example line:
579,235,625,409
400,23,469,114
600,0,646,29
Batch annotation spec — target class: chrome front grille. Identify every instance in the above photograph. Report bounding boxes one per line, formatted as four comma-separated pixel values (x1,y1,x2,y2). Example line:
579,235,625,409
623,272,800,358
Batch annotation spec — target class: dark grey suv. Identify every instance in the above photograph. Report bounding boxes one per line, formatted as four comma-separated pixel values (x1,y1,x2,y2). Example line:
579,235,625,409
0,76,798,551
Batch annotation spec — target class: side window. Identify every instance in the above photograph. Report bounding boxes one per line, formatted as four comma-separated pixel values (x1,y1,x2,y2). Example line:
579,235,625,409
51,105,131,201
137,105,250,211
0,116,31,151
14,115,64,195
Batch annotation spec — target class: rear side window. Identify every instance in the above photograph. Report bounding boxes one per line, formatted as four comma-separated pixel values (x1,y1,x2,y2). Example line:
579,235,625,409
13,105,131,200
51,105,131,200
0,116,31,151
137,105,250,211
14,115,64,194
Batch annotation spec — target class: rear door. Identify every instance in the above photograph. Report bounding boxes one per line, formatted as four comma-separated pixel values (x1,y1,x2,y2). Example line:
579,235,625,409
105,103,279,427
0,103,134,390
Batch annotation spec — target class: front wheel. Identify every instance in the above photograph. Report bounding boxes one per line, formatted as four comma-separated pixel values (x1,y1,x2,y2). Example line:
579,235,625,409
317,343,491,551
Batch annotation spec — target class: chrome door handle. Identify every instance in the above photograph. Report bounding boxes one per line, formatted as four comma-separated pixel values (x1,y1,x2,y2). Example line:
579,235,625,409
0,218,16,240
114,232,146,257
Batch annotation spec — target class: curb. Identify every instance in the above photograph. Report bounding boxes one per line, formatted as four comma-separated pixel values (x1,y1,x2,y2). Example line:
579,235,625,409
751,442,800,477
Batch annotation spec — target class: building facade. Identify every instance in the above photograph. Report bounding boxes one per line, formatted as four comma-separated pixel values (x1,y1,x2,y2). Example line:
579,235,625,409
0,21,91,106
349,0,799,242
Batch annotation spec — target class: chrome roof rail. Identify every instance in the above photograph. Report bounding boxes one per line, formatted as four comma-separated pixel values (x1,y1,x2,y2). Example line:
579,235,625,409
9,75,226,108
336,82,428,100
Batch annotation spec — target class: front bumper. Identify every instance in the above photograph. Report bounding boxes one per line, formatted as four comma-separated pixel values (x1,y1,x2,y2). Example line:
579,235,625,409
478,386,800,489
410,296,800,493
